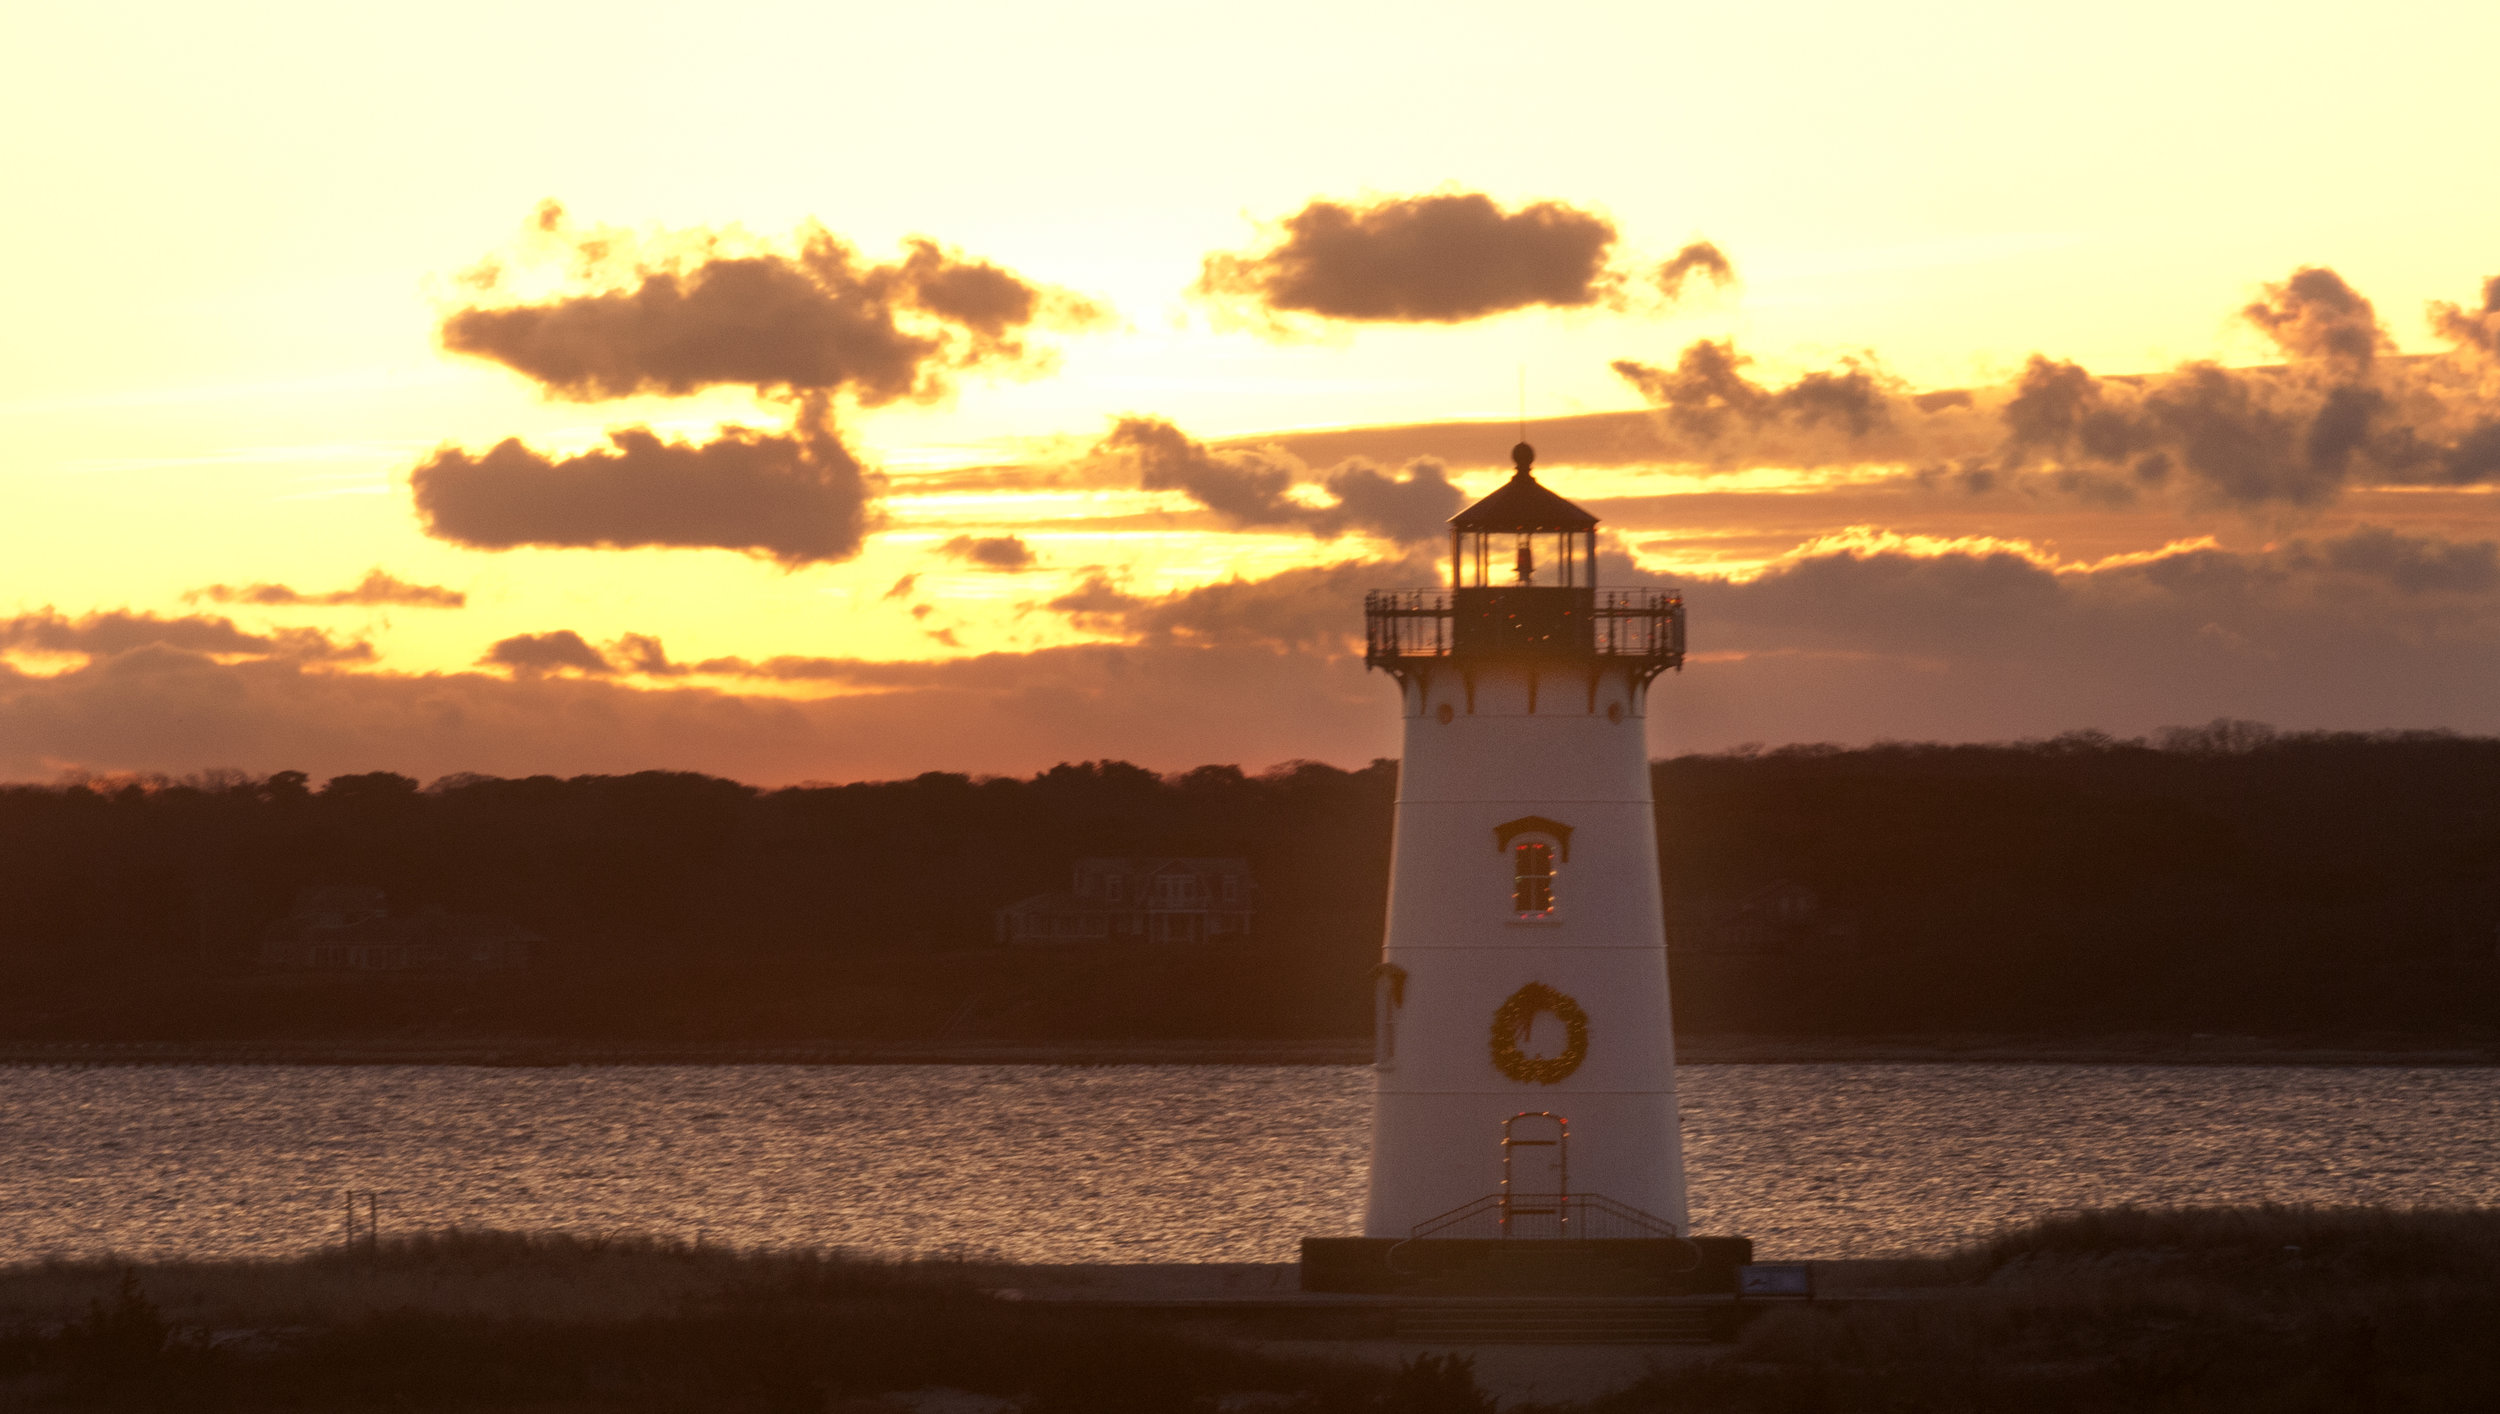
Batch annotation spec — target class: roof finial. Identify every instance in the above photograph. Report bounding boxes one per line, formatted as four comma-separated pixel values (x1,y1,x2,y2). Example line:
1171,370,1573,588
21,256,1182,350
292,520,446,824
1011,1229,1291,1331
1511,441,1535,476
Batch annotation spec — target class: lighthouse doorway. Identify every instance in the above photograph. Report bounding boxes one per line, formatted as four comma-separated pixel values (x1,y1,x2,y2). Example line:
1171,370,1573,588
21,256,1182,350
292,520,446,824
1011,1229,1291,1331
1500,1111,1568,1237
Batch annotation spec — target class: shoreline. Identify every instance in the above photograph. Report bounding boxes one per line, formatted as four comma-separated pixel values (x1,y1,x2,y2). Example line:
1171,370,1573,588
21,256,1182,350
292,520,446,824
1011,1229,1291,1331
0,1037,2492,1067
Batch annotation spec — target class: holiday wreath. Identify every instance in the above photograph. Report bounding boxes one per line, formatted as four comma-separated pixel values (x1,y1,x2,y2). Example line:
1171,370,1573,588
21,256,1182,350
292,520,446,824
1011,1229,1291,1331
1489,981,1589,1085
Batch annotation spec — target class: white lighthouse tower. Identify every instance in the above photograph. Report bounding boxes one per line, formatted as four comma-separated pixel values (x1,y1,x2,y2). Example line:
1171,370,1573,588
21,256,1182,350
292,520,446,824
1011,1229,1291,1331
1358,441,1689,1242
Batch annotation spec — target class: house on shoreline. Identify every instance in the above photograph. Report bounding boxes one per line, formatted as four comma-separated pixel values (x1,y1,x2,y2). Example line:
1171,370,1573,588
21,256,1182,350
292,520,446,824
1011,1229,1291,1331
1664,881,1860,958
996,857,1254,945
259,886,538,974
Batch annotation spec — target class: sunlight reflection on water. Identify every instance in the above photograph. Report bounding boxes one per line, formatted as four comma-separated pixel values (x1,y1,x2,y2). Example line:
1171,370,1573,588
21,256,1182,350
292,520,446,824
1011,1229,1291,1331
2,1063,2493,1264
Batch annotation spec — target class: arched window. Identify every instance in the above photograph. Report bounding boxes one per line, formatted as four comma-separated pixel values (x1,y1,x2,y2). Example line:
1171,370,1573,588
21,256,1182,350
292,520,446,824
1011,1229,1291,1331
1513,841,1555,916
1493,815,1573,920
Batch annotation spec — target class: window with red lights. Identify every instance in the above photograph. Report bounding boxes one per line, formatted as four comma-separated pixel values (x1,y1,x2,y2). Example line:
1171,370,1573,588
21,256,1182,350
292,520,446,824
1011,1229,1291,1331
1513,841,1555,916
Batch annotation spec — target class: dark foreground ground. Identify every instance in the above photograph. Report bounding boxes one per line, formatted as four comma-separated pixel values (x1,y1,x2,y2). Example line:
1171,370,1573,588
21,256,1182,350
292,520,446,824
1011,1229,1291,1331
2,1207,2494,1412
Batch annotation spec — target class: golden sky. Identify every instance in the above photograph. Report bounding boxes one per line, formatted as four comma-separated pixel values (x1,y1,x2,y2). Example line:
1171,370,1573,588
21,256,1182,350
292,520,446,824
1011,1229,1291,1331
5,0,2498,783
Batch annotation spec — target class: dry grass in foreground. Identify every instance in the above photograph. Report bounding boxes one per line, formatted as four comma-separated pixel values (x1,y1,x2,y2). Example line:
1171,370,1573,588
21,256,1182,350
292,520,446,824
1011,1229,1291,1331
1598,1205,2500,1413
0,1232,1379,1414
0,1208,2494,1411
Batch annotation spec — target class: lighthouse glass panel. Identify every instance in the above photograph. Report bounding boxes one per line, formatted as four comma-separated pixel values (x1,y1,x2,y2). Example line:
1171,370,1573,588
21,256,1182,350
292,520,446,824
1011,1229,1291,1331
1512,841,1556,917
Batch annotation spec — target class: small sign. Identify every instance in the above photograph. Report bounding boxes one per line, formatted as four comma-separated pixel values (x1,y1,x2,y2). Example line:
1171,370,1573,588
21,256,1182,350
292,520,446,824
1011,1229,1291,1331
1738,1263,1814,1298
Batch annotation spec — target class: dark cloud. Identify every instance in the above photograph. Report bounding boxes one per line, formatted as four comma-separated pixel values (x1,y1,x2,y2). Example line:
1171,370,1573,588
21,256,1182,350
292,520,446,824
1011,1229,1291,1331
1994,352,2498,509
1656,241,1735,299
1612,340,1901,444
2445,420,2500,483
1315,458,1464,542
411,400,881,565
1971,269,2500,507
185,569,467,609
416,209,1101,566
1093,417,1462,541
2289,524,2500,594
2430,275,2500,358
2138,363,2325,505
1647,526,2500,751
0,639,1395,786
1100,416,1304,527
1076,554,1434,652
939,534,1039,571
608,633,686,677
883,574,920,601
1999,355,2136,459
1196,193,1621,323
2242,266,2389,372
1044,571,1143,626
1612,265,2500,508
443,210,1096,404
1705,526,2500,657
1043,563,1363,652
480,631,613,678
7,530,2498,785
0,609,369,665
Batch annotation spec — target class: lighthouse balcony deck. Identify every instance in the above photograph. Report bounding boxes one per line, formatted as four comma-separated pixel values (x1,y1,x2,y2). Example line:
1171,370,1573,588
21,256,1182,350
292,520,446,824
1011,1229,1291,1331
1363,586,1685,671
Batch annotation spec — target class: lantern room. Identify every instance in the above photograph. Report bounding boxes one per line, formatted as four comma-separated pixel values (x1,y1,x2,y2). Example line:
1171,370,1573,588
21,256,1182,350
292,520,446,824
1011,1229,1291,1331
1362,441,1685,674
1450,443,1599,592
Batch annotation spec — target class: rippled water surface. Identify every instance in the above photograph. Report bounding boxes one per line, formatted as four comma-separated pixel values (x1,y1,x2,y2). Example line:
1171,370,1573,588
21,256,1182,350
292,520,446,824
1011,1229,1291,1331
2,1063,2493,1264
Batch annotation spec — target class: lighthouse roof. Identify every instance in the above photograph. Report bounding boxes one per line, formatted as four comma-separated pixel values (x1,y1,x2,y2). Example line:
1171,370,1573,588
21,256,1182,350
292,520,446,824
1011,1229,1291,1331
1450,442,1598,532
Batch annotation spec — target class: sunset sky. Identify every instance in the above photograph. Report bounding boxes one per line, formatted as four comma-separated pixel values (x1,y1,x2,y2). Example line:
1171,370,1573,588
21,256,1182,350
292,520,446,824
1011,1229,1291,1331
6,0,2498,784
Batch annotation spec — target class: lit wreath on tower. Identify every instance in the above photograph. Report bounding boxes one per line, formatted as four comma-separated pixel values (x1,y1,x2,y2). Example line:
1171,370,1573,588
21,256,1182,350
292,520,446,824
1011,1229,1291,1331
1488,981,1589,1085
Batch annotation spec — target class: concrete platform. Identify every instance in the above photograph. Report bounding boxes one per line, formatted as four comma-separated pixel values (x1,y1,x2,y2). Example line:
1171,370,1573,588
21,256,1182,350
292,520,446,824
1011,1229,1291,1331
1298,1235,1752,1296
967,1259,1940,1348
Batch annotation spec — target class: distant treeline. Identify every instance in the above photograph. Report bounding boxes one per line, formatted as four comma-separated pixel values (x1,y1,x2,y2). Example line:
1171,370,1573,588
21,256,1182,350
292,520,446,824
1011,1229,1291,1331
1,724,2493,1043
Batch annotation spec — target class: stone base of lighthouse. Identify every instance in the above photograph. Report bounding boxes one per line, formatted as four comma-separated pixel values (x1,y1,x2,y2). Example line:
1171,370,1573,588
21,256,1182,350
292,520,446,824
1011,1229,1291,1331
1298,1234,1755,1296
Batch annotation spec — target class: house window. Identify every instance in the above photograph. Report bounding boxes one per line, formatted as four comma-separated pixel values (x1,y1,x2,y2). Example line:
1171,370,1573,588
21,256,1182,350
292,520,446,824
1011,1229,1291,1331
1513,841,1556,916
1107,876,1122,902
1222,875,1239,904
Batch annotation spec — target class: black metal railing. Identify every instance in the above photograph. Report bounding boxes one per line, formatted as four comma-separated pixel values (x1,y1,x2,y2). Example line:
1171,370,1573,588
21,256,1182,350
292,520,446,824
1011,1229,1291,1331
1409,1192,1682,1241
1364,588,1684,672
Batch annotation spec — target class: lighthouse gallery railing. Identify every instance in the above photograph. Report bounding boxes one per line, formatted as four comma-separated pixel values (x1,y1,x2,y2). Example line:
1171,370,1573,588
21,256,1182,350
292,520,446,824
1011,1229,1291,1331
1363,587,1685,671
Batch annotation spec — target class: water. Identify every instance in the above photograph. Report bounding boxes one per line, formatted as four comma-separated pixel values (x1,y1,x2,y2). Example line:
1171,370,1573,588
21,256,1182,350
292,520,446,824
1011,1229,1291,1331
2,1063,2492,1266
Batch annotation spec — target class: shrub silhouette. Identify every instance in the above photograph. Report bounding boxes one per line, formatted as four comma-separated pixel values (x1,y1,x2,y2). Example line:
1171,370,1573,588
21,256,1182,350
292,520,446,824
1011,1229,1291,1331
53,1270,215,1404
1381,1354,1494,1414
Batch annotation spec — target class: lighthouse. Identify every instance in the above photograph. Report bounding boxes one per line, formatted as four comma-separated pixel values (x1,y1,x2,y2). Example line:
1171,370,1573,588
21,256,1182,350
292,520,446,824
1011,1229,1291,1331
1357,441,1689,1242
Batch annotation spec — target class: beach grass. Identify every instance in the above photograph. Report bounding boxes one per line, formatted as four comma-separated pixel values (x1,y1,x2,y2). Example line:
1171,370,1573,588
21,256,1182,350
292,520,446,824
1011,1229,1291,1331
2,1208,2494,1410
0,1231,1377,1412
1602,1204,2500,1413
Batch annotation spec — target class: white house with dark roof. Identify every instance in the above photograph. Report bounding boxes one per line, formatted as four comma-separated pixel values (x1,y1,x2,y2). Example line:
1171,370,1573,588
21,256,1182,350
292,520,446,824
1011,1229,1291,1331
259,886,538,974
995,857,1254,945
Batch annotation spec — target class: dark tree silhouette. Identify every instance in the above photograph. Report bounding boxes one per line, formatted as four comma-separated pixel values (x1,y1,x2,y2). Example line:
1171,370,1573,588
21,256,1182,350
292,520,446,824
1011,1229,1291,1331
0,731,2491,1044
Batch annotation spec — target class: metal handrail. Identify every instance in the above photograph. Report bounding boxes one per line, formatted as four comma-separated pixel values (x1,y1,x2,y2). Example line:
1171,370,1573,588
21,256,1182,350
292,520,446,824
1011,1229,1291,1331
1409,1193,1505,1240
1406,1191,1681,1241
1363,587,1686,672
